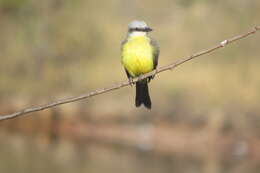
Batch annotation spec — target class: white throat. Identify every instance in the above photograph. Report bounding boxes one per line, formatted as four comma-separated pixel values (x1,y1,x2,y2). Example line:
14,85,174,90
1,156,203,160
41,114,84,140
128,31,147,37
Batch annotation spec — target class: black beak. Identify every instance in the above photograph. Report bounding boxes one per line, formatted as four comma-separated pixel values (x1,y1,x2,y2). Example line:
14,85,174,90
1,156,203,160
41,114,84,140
145,27,153,32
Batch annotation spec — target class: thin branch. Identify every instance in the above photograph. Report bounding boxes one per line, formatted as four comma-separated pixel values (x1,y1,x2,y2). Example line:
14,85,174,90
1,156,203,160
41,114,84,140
0,26,260,121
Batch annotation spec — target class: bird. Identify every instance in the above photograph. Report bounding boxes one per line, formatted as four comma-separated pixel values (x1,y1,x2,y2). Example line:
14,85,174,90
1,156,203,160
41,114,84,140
121,20,159,109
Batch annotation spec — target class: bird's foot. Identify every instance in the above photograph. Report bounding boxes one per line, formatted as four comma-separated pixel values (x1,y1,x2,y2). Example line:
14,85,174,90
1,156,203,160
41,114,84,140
128,78,134,86
148,69,158,82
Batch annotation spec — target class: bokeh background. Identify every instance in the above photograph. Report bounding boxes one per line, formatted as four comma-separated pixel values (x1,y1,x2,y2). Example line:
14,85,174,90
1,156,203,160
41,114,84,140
1,0,260,173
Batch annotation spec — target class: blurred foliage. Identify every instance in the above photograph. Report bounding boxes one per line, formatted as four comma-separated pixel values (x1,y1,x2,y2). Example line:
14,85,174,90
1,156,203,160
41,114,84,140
0,0,29,12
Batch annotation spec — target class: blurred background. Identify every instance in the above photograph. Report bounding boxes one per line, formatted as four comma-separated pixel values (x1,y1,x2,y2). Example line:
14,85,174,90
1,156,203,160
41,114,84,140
0,0,260,172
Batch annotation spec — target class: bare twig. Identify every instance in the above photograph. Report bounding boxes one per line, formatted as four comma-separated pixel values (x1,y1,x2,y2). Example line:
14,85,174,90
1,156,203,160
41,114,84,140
0,25,259,121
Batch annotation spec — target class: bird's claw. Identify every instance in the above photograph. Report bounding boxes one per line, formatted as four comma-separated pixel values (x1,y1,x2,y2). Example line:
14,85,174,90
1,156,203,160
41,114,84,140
129,78,134,86
148,69,158,82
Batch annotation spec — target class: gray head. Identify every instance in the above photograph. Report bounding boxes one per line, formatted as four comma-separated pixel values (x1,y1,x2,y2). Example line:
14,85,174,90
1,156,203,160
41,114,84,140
128,20,152,33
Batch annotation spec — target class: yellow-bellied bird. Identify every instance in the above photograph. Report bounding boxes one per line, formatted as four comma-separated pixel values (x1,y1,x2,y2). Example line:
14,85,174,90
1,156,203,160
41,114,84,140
121,20,159,109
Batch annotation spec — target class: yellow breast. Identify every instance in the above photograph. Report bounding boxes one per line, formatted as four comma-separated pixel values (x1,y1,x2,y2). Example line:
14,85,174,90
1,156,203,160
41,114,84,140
121,36,154,77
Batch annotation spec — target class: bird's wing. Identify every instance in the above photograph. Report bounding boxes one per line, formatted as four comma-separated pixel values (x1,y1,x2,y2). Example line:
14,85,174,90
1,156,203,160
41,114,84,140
121,38,127,52
150,38,160,69
121,38,132,79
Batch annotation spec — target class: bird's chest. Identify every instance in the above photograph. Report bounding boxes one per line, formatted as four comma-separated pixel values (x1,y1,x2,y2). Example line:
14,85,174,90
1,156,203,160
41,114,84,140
122,37,154,76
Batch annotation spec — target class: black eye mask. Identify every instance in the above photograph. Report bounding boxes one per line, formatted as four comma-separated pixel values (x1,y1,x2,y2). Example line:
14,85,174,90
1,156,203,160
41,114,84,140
129,27,152,32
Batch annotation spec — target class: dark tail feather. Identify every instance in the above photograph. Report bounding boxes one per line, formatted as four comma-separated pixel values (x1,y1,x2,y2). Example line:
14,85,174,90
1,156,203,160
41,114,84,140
135,81,151,109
